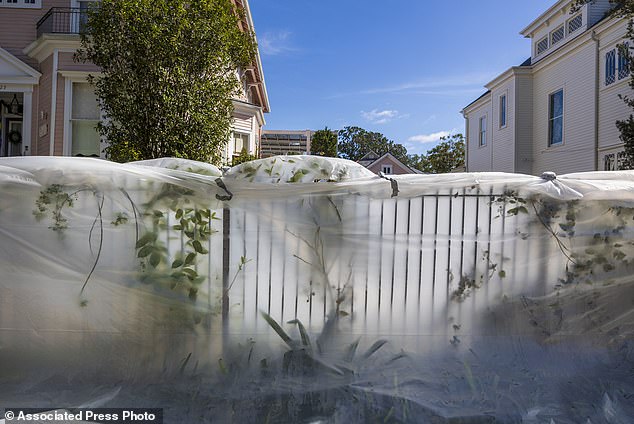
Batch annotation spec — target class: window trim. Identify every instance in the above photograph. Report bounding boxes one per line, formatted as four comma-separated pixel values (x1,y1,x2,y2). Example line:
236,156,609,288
232,131,251,155
478,115,487,147
548,88,564,147
62,73,105,158
381,164,393,175
499,94,507,129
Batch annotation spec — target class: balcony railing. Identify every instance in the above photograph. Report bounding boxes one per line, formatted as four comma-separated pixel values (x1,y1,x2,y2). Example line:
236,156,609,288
36,8,86,38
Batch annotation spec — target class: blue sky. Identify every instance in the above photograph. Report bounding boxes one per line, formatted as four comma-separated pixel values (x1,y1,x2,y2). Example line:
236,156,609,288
249,0,555,155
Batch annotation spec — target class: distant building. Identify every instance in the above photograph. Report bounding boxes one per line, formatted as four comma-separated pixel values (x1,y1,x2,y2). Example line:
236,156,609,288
462,0,630,175
358,151,421,175
260,130,313,157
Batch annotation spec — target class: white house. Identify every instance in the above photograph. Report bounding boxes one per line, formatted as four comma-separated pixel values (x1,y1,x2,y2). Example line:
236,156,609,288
462,0,631,175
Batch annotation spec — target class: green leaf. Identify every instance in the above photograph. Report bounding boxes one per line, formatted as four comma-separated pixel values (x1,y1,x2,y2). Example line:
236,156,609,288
182,267,198,280
137,245,153,258
149,252,161,268
288,169,309,183
171,259,184,268
175,209,183,219
135,232,156,249
498,270,506,278
192,276,206,285
185,252,196,265
193,240,208,254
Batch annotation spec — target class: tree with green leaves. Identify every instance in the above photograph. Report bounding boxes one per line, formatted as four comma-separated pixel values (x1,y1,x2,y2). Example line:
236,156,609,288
574,0,634,168
310,127,338,157
337,126,408,163
77,0,257,164
408,133,465,174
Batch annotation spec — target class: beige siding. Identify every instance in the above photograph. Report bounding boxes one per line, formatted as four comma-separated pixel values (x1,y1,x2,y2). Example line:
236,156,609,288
54,73,65,155
58,52,100,73
514,75,533,174
531,39,597,175
466,98,492,172
0,0,69,69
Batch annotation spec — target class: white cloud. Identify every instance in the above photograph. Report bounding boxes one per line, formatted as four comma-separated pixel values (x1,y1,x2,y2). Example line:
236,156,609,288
258,31,297,56
361,109,406,124
408,129,456,144
325,72,496,100
361,72,496,95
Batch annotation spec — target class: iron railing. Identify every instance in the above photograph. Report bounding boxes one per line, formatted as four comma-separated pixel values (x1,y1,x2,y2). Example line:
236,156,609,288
36,8,86,38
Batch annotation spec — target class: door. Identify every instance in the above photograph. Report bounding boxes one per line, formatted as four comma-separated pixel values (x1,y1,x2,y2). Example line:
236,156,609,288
4,119,23,157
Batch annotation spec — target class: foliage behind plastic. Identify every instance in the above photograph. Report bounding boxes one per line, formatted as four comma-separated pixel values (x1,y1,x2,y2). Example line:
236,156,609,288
1,156,633,423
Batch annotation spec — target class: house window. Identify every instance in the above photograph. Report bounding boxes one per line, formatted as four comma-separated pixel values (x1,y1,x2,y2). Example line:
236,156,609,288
0,0,41,7
618,43,630,80
233,132,250,154
548,89,563,146
381,164,393,175
479,116,487,147
551,26,564,46
604,151,628,170
567,14,583,35
70,82,101,157
537,37,549,55
499,95,507,128
606,49,616,85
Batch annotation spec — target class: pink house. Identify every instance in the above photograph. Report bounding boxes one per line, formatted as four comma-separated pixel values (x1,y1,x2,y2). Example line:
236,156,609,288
0,0,269,162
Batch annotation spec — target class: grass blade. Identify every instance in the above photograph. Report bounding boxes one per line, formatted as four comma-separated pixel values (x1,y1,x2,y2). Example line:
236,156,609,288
344,338,360,362
287,319,311,349
363,339,388,359
261,311,294,348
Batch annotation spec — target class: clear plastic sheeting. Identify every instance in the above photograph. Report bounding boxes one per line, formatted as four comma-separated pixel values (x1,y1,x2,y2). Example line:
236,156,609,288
0,156,633,423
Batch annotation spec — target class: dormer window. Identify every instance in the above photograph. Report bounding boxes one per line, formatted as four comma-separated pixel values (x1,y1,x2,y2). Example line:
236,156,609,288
551,26,564,46
567,14,583,35
537,37,549,55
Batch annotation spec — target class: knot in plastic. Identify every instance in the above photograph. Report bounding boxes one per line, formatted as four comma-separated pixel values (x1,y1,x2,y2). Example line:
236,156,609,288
541,171,557,181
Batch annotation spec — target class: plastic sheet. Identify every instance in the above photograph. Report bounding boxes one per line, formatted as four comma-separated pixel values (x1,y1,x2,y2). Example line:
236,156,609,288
1,156,633,423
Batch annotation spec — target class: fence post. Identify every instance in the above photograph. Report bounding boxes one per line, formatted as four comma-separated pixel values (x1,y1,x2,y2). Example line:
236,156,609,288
222,208,231,326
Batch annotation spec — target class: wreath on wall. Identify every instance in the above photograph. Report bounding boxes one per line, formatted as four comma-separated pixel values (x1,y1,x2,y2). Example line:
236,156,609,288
8,130,22,144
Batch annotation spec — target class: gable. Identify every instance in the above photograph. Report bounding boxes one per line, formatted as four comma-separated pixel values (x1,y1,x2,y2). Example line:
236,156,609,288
0,47,41,84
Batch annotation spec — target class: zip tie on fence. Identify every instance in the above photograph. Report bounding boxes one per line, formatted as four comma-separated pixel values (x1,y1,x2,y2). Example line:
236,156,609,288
215,178,233,201
378,172,399,198
541,171,557,181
